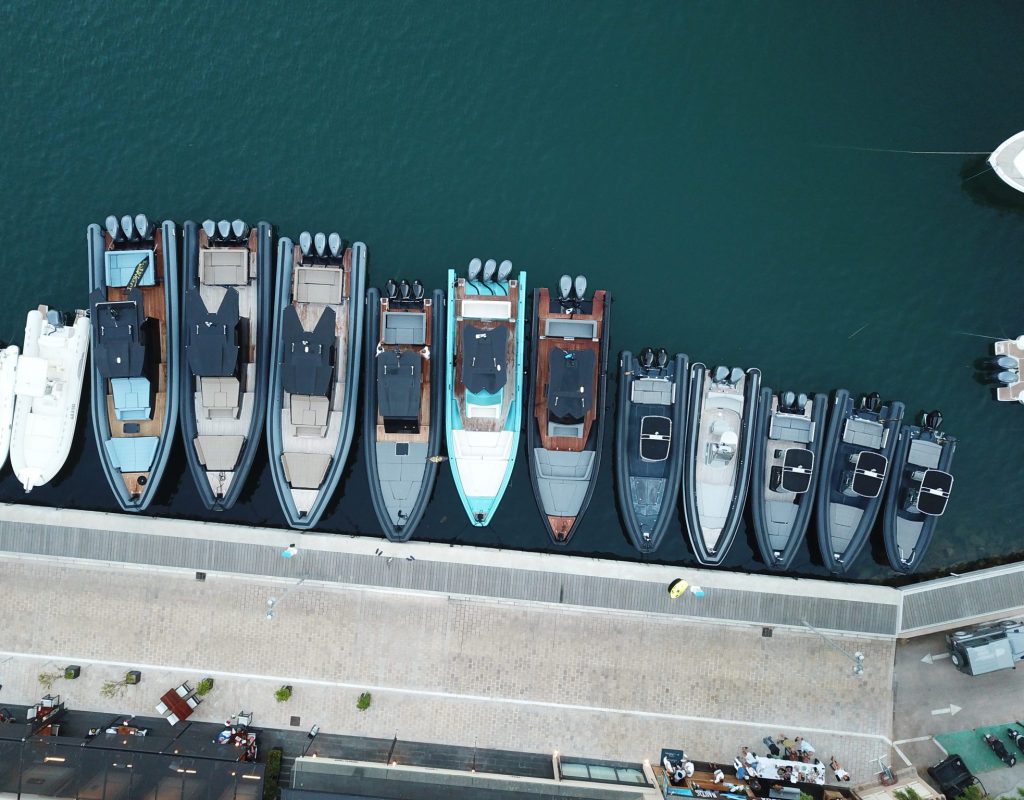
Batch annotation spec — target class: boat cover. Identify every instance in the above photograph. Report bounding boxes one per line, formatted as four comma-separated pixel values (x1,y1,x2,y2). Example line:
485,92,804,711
780,448,814,493
639,415,671,462
111,377,152,421
378,350,421,422
917,469,953,515
461,325,508,395
851,450,887,497
90,288,146,379
281,305,336,397
547,347,594,423
185,288,240,377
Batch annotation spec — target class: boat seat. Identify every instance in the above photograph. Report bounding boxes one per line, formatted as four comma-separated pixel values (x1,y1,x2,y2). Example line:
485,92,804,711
290,394,330,437
842,417,884,449
14,355,48,397
200,249,248,286
200,377,240,419
383,312,426,345
194,435,245,471
282,452,331,489
105,250,155,288
111,377,152,421
295,266,344,305
706,429,737,465
461,325,508,395
544,318,597,339
460,299,511,321
908,438,942,469
548,421,584,438
631,377,672,405
639,415,671,462
104,436,159,473
769,413,814,444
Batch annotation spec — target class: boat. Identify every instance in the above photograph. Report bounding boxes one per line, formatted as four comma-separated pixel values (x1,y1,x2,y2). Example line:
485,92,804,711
180,219,272,510
750,388,827,570
815,389,905,574
9,306,90,492
882,410,956,574
614,348,689,554
363,279,445,541
682,363,760,565
990,130,1024,194
267,230,366,530
0,343,19,470
445,258,526,526
526,276,611,544
984,338,1024,403
86,214,180,512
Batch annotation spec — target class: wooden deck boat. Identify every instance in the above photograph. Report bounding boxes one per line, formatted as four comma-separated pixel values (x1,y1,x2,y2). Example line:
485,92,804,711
750,388,827,570
682,364,760,565
815,389,904,574
526,276,611,544
445,258,526,526
10,306,90,492
86,214,180,512
267,231,366,530
364,280,445,541
614,348,688,554
180,219,272,510
883,410,956,573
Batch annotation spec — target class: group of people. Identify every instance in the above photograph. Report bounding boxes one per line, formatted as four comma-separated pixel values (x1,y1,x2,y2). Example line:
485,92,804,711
726,735,850,785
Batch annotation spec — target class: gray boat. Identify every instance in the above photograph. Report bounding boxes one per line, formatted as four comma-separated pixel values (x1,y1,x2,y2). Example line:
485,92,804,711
815,389,904,574
614,348,689,554
180,219,272,510
682,364,760,565
883,410,955,574
267,231,366,530
86,214,180,512
750,388,827,570
364,280,445,542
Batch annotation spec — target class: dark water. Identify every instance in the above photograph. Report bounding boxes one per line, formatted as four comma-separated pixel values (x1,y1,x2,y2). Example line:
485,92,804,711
2,1,1023,582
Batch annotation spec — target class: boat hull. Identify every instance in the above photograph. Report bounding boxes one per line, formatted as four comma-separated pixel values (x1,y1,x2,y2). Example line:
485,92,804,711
614,351,688,554
363,287,446,542
0,345,19,470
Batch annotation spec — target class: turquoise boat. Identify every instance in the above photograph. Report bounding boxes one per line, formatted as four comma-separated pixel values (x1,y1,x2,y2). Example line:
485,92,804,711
445,259,526,526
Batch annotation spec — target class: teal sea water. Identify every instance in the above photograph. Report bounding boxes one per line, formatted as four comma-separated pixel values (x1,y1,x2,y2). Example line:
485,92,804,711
1,1,1022,581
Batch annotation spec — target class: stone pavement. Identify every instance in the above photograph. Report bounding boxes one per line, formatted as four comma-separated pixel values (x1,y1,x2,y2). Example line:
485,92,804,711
0,554,894,779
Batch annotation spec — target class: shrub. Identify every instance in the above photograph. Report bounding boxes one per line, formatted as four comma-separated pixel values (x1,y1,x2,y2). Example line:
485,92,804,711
357,692,372,711
895,788,924,800
196,678,214,696
263,749,282,800
37,671,62,692
275,685,292,703
956,786,987,800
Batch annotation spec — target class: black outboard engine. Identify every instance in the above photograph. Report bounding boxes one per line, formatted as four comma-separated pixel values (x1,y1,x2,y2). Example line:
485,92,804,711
656,348,669,370
864,392,881,412
924,410,943,430
639,347,655,370
385,279,398,300
411,280,424,302
399,280,411,301
782,390,796,411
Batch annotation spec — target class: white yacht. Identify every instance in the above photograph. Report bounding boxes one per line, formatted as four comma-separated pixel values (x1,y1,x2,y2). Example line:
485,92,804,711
10,307,91,491
0,343,19,469
990,130,1024,194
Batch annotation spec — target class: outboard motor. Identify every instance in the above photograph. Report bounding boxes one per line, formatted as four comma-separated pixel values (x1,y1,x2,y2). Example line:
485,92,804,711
328,232,342,257
985,354,1019,371
656,348,669,369
384,279,398,300
924,410,943,430
218,220,232,240
411,280,424,301
135,214,154,240
574,275,587,300
713,366,730,384
467,258,483,282
497,259,512,282
782,390,796,411
729,367,744,385
796,392,808,410
399,280,411,301
46,309,64,329
120,215,135,240
299,231,312,256
639,347,655,370
559,275,573,302
864,392,881,412
314,232,327,257
232,219,249,240
994,370,1018,386
105,215,121,240
482,259,497,283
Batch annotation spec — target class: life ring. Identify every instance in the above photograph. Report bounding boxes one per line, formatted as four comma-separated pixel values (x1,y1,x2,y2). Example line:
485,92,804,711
668,578,688,598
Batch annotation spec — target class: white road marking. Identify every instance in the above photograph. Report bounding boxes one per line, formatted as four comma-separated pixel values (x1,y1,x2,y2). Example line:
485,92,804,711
0,648,893,745
921,652,951,664
930,704,961,716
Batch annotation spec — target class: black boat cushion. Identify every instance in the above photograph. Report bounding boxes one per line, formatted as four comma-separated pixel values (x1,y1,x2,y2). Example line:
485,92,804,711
89,287,147,379
639,414,671,462
281,305,336,397
917,469,953,515
461,325,508,395
780,447,814,493
547,347,595,424
851,450,887,497
378,349,421,421
185,287,240,377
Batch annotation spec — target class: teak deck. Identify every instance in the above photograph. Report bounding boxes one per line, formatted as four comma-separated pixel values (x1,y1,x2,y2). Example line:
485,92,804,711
375,295,433,444
452,277,520,432
103,230,170,498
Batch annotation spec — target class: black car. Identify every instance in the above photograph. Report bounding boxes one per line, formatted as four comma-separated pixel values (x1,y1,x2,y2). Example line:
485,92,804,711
928,754,981,800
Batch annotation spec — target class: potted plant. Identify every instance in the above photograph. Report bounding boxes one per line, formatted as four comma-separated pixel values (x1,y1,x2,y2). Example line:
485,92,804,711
357,692,372,711
125,670,141,685
196,678,214,696
275,685,292,703
64,665,81,680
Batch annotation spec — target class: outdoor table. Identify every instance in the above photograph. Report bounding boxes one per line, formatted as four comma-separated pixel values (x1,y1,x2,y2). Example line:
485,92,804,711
748,755,824,784
159,689,194,725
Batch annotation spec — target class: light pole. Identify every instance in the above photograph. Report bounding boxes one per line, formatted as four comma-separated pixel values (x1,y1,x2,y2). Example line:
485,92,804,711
265,576,308,620
801,619,865,676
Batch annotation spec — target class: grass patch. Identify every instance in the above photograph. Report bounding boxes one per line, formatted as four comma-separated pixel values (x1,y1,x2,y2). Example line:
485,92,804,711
263,748,281,800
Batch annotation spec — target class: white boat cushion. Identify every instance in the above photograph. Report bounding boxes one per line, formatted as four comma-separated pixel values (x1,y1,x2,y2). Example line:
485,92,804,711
282,452,331,489
200,249,248,286
295,267,343,305
194,435,245,471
